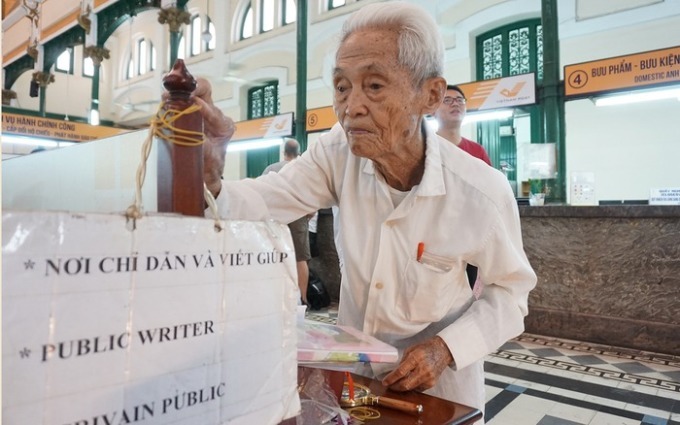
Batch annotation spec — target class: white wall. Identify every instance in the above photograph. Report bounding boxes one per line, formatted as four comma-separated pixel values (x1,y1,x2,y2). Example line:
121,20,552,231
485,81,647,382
565,98,680,202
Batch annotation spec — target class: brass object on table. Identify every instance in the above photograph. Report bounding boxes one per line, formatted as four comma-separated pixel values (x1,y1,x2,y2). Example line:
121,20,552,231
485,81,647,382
341,382,424,415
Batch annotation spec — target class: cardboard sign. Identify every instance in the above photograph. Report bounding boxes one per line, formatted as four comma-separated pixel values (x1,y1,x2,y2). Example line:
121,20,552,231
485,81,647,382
2,211,300,425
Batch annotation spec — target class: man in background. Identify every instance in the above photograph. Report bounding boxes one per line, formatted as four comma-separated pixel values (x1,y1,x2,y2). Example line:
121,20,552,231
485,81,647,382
262,138,311,305
435,85,492,166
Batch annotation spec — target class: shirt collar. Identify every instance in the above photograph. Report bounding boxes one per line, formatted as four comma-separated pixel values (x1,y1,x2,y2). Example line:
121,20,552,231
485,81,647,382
417,122,446,197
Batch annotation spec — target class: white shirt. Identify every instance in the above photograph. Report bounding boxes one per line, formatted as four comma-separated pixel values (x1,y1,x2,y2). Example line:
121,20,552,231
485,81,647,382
216,122,536,414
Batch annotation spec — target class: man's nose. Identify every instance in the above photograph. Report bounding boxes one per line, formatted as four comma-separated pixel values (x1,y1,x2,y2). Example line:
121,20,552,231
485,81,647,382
345,89,368,116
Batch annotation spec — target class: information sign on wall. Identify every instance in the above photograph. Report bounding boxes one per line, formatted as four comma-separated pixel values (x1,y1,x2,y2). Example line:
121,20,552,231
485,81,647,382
458,73,537,112
649,188,680,205
571,172,597,206
306,106,337,133
1,112,128,142
231,112,294,142
564,46,680,96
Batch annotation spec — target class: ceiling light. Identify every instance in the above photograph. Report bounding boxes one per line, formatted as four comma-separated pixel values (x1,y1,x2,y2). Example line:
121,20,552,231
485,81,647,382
226,137,283,153
594,87,680,106
462,109,514,124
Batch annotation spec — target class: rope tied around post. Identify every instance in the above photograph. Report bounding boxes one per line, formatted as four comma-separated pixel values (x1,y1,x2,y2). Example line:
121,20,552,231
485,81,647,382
125,102,202,221
152,105,204,146
125,99,224,231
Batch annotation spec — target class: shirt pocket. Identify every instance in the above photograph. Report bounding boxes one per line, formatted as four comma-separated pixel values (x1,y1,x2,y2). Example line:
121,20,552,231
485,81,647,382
398,252,468,323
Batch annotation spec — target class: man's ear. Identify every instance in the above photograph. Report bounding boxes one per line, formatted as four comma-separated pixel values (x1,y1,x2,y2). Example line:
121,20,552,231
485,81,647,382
421,76,447,115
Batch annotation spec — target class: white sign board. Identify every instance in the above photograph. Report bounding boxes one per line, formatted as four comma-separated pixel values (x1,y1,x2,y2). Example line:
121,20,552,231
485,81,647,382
649,188,680,205
461,73,537,111
2,211,300,425
571,172,597,206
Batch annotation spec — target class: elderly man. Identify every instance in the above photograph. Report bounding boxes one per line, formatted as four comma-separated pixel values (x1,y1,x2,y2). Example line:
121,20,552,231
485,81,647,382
195,1,536,418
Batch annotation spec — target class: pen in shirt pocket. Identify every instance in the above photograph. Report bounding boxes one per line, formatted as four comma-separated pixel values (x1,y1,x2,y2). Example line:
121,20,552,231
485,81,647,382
415,242,454,272
417,242,425,262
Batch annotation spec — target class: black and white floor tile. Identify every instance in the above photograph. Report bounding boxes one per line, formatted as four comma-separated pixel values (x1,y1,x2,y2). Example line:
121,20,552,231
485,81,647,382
306,304,680,425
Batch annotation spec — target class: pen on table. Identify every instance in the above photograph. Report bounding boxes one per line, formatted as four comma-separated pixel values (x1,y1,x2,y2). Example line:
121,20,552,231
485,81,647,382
345,371,355,401
416,242,424,262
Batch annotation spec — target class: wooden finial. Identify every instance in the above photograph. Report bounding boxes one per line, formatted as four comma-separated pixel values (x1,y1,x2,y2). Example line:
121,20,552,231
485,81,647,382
157,58,204,217
163,59,197,96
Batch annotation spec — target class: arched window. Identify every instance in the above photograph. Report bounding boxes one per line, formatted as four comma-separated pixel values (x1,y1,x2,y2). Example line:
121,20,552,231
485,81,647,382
55,48,74,74
326,0,363,11
83,56,94,77
241,5,254,39
150,42,157,70
262,0,275,32
238,0,296,41
207,19,216,51
125,38,156,79
284,0,295,24
138,38,148,74
191,15,203,55
476,19,543,82
246,81,280,176
125,54,135,79
189,14,216,55
177,35,186,60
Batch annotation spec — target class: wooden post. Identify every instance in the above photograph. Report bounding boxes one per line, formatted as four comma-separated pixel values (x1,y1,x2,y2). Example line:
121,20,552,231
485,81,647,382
157,59,204,217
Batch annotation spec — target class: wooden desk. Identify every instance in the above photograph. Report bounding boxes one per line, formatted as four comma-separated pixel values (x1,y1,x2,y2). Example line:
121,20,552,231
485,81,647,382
281,368,482,425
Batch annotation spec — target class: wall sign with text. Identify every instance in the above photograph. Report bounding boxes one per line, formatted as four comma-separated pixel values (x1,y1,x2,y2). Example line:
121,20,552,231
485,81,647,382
458,73,537,112
306,106,337,133
564,46,680,97
2,112,128,142
231,112,294,142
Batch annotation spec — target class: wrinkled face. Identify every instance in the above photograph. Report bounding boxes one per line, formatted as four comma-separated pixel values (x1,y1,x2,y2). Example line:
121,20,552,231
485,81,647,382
434,88,466,127
333,28,429,161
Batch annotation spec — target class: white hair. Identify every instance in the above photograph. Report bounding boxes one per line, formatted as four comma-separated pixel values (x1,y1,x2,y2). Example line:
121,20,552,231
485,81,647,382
339,1,444,86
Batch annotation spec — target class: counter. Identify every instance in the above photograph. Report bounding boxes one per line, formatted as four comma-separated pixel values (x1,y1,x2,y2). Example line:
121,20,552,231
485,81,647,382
310,204,680,355
520,205,680,355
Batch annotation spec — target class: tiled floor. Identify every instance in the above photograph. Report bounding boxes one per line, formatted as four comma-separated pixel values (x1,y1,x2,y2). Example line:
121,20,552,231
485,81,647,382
306,304,680,425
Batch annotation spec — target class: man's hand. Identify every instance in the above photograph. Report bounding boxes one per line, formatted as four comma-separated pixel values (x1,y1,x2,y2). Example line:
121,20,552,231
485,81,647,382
192,77,235,198
381,336,454,392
